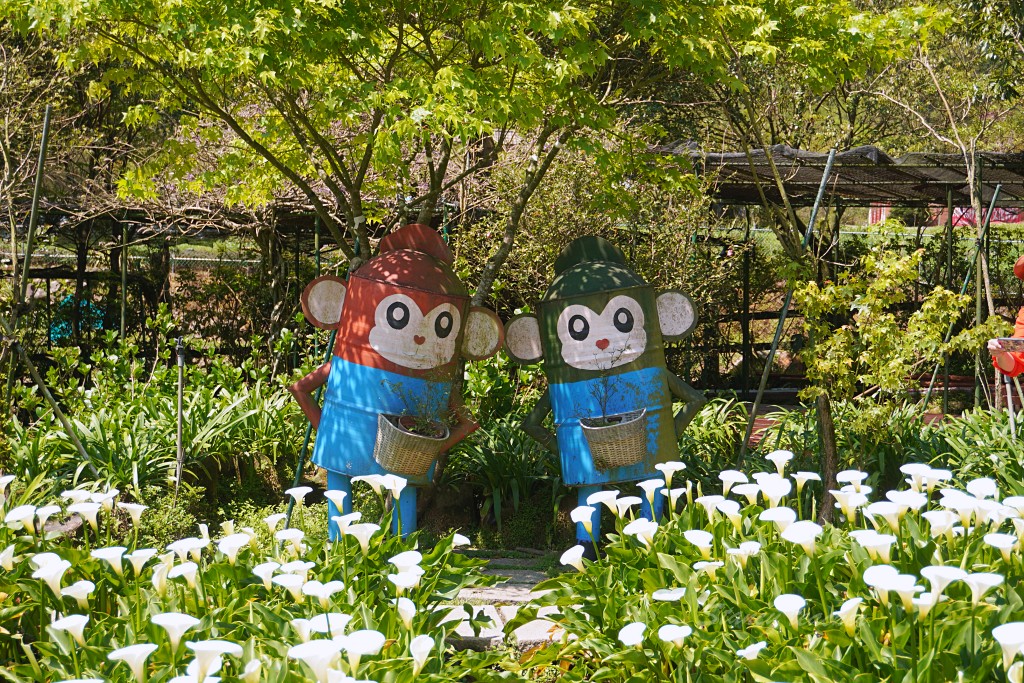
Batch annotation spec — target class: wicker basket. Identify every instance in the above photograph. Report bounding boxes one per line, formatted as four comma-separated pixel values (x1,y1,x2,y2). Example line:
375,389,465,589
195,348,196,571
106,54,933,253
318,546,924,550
373,413,449,477
580,408,647,470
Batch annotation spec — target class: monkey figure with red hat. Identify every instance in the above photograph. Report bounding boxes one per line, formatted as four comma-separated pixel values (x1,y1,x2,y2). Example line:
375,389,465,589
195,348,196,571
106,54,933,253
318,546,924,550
289,224,504,538
988,255,1024,377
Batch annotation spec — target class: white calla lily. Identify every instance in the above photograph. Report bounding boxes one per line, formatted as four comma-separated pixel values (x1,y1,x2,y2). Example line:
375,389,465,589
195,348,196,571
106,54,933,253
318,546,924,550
765,449,793,475
833,597,862,636
993,622,1024,670
658,623,692,647
774,593,806,628
61,580,96,610
108,643,158,682
344,523,380,554
91,546,126,576
654,461,686,488
152,612,201,651
285,486,313,503
51,614,89,646
411,634,434,675
780,520,822,556
617,621,646,647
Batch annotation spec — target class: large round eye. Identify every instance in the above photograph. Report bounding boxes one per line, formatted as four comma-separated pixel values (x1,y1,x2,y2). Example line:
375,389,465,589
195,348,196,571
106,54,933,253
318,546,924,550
568,315,589,341
386,301,410,330
434,311,454,339
613,307,634,334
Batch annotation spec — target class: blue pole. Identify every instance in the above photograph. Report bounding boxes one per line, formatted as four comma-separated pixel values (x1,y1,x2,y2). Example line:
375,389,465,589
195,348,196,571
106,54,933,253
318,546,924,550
393,487,417,538
325,470,354,542
640,491,665,522
577,486,601,545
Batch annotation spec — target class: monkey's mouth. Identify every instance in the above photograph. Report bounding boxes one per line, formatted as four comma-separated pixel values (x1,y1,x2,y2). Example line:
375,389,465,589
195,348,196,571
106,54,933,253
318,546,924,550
561,343,644,371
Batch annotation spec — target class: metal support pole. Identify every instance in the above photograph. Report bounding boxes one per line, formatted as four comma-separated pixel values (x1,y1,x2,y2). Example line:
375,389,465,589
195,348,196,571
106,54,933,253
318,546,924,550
740,148,837,460
174,338,185,501
46,277,52,350
944,188,953,414
16,105,52,312
314,216,321,359
1006,374,1016,440
293,221,301,370
976,245,983,408
923,184,1002,408
741,208,752,399
975,154,984,408
7,105,52,407
120,222,128,338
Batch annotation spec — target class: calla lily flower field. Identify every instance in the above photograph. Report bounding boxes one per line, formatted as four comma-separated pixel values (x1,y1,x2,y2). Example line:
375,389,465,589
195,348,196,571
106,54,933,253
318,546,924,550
0,476,500,683
8,453,1024,682
511,455,1024,683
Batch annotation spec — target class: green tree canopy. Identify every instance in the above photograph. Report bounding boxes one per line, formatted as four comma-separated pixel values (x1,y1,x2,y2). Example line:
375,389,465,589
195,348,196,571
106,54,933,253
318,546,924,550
4,0,942,298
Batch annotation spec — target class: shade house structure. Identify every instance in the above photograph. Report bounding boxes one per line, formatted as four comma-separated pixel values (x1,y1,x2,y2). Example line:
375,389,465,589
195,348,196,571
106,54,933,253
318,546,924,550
667,143,1024,208
657,143,1024,451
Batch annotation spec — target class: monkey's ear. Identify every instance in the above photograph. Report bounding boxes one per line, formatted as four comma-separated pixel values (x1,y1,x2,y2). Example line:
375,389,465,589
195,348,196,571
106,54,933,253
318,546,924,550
504,314,543,364
462,307,505,360
657,290,698,341
301,276,347,330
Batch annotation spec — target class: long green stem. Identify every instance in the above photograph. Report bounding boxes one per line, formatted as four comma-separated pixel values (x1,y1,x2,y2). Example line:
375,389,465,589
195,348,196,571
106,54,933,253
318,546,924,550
70,639,80,677
890,607,898,672
811,553,829,615
38,579,47,642
133,577,143,633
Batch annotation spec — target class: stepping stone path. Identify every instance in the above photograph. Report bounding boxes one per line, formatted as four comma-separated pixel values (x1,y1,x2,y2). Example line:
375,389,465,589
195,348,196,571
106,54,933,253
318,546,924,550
444,555,564,651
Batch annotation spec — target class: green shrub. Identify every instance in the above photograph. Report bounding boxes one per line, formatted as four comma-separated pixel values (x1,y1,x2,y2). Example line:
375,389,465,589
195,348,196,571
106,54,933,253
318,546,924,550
936,407,1024,495
135,484,208,549
447,416,562,531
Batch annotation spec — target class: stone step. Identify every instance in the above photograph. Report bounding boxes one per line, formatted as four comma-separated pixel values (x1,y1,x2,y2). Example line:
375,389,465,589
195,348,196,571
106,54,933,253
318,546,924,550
442,557,564,651
441,604,564,652
456,568,552,605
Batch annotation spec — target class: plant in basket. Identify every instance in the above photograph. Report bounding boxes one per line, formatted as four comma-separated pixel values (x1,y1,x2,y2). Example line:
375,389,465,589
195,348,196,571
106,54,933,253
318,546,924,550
374,375,458,478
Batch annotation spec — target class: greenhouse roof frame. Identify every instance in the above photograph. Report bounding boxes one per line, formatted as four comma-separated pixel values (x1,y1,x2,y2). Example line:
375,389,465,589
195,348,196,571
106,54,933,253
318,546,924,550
660,143,1024,208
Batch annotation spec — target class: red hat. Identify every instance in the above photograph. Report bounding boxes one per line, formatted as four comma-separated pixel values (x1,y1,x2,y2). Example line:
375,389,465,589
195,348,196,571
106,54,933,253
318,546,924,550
1015,254,1024,280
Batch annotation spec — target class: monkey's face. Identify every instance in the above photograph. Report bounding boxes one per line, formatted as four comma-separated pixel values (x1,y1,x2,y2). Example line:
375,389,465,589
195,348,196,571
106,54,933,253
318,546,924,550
368,293,462,370
555,295,648,371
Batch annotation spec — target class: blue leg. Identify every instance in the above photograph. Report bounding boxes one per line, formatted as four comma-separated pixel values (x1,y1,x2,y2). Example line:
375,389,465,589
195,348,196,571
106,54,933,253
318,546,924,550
392,486,417,538
640,490,665,522
326,470,353,542
577,486,601,550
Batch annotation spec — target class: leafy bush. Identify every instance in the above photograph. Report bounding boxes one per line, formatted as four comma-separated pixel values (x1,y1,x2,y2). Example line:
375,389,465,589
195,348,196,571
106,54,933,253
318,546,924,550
4,308,308,511
678,398,750,489
938,408,1024,497
136,484,208,550
446,417,562,532
758,400,951,495
795,246,1006,401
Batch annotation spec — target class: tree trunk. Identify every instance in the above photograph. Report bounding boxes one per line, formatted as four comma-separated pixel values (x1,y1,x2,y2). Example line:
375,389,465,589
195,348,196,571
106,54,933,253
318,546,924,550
155,238,171,306
816,392,839,525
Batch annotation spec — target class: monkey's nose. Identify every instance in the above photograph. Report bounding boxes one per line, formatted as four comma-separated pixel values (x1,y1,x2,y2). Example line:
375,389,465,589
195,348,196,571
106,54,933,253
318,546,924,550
414,335,426,345
595,339,609,350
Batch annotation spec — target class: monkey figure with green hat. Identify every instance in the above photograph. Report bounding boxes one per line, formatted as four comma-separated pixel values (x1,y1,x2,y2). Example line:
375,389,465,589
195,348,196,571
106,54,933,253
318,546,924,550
504,236,706,558
989,254,1024,376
